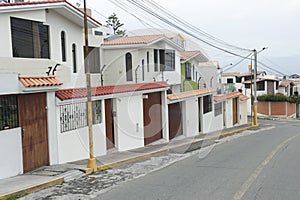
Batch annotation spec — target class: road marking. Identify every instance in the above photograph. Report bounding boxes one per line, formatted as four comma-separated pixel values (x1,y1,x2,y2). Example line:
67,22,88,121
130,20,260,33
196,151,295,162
233,133,300,200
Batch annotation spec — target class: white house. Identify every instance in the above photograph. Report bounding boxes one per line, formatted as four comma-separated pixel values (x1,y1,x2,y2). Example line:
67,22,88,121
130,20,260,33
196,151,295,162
101,34,184,93
180,50,210,91
214,91,249,129
167,88,218,137
0,0,106,178
55,82,169,164
221,71,266,94
0,0,105,89
278,79,295,96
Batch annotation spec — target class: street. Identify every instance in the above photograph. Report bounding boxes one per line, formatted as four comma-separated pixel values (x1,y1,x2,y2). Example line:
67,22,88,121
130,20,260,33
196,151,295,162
22,119,300,200
94,120,300,200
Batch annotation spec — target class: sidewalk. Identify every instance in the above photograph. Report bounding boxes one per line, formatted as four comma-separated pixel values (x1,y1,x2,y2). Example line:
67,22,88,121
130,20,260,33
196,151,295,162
0,124,251,200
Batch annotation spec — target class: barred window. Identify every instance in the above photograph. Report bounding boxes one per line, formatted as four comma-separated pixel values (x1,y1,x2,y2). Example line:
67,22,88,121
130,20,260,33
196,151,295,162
214,102,222,116
203,95,212,114
60,100,102,133
0,95,19,131
92,100,102,124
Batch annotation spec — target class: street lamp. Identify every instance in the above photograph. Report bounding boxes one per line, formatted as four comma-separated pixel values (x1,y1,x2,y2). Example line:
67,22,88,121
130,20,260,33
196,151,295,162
252,47,268,127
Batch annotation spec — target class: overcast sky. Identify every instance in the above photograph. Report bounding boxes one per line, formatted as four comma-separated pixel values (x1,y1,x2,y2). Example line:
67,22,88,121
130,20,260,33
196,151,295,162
74,0,300,74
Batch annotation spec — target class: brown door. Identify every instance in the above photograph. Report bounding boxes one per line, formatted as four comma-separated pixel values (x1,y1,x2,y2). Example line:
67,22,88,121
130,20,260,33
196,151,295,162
168,103,183,140
18,93,49,172
105,99,115,149
143,92,162,145
232,97,238,125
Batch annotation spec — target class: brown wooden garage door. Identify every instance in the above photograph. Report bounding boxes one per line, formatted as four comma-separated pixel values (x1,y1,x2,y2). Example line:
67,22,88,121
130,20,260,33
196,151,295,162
168,102,183,140
143,92,162,145
18,93,49,172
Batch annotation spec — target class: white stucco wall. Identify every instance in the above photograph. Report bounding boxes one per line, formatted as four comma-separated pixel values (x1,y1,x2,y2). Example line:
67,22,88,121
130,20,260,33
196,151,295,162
0,72,19,95
182,98,199,137
47,92,59,165
57,101,106,164
225,99,234,128
202,111,215,134
114,95,144,151
57,125,106,164
240,101,248,125
0,128,23,179
197,66,218,90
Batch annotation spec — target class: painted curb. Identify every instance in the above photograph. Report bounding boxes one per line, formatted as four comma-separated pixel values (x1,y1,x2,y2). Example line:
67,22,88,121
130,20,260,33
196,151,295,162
84,126,251,174
0,177,64,200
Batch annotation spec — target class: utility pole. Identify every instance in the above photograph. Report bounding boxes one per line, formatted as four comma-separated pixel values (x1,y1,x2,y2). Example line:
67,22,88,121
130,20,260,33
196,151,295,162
83,0,96,170
252,49,259,127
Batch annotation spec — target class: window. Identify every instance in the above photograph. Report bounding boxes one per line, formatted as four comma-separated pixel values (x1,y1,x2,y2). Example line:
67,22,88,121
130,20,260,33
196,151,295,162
245,76,252,81
164,50,175,71
142,59,145,81
92,100,102,124
147,51,150,72
214,103,222,116
236,76,242,83
154,49,176,72
60,101,102,133
154,49,158,72
0,95,19,131
245,83,251,89
227,78,234,83
257,81,265,91
61,31,66,62
85,47,100,73
126,52,133,81
185,63,191,80
72,43,77,73
11,17,50,59
203,95,212,114
192,64,195,80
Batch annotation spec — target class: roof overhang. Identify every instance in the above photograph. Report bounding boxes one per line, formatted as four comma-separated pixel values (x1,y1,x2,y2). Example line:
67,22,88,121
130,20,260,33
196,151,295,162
167,88,216,104
0,1,101,28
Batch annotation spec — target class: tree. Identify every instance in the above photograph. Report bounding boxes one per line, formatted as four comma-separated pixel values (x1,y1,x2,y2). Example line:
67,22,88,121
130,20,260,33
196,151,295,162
105,13,126,36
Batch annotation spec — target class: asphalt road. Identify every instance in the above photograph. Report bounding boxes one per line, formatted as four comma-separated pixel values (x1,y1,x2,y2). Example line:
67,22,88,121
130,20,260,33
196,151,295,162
95,120,300,200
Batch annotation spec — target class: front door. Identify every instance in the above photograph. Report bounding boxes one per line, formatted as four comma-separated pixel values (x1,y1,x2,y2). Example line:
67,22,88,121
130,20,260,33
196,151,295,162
105,99,115,149
232,97,238,125
168,102,183,140
143,92,162,145
18,93,49,172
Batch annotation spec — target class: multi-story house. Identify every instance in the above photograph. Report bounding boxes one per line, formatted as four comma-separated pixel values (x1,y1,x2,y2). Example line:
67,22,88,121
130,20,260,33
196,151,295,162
101,34,184,93
0,0,106,179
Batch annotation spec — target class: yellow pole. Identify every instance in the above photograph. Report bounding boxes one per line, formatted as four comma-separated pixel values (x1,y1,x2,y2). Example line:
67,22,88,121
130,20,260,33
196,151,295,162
84,0,96,170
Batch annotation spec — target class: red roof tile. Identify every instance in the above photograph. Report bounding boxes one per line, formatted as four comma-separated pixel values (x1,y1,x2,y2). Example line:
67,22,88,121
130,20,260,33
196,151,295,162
0,0,102,26
279,80,294,87
180,51,201,62
167,88,216,101
240,94,250,101
102,35,165,46
19,75,62,87
56,82,169,101
214,91,241,102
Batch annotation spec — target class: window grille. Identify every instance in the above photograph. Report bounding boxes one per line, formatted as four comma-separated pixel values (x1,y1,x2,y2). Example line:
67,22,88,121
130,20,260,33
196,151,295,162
0,95,19,131
60,100,102,133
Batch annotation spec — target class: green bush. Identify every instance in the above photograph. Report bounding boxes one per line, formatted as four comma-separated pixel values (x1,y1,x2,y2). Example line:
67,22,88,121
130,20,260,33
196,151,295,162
257,94,298,103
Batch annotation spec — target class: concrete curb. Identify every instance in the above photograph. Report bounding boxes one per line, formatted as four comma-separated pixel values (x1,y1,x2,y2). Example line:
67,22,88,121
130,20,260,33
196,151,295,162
0,177,64,200
85,126,252,174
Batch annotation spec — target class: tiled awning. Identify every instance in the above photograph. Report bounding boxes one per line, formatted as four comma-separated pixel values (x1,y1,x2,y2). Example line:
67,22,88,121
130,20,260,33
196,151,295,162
19,75,63,88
